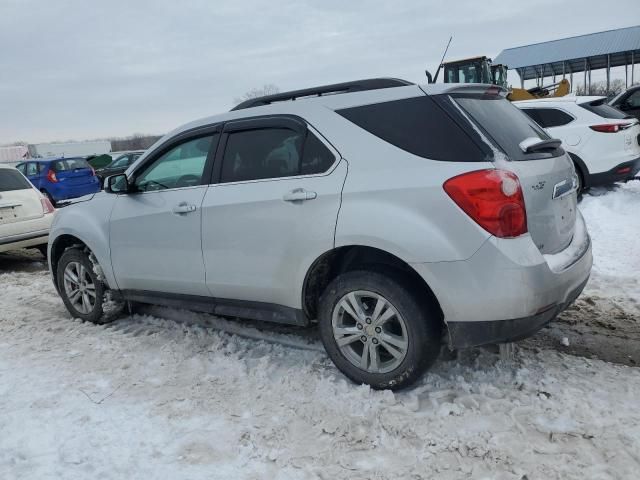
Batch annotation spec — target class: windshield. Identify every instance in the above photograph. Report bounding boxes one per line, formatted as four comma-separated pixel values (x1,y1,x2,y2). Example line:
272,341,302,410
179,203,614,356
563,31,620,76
453,95,557,161
580,99,629,119
53,158,90,172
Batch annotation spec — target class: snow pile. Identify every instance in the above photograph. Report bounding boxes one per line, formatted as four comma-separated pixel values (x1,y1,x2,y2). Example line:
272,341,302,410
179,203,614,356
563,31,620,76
0,270,639,478
580,181,640,308
0,181,639,479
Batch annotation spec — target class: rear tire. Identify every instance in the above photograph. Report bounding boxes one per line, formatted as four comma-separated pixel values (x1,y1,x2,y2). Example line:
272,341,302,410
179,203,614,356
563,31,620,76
318,270,441,390
56,248,121,324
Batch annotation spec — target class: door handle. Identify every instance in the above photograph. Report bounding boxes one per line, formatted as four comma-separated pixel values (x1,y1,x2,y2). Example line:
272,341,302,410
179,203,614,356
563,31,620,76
172,202,197,214
283,188,317,202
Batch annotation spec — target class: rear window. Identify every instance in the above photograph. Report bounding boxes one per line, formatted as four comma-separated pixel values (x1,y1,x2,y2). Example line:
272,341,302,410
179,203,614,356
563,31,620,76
580,99,628,119
0,169,32,192
521,107,574,128
336,96,485,161
53,158,90,172
453,96,558,161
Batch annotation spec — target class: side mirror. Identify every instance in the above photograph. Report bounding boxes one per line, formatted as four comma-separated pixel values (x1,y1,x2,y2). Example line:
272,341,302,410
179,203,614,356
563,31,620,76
105,174,129,194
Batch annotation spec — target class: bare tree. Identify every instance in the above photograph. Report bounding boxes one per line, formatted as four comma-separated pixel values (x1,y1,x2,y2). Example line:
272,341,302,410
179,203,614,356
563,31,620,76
575,79,627,97
233,84,280,105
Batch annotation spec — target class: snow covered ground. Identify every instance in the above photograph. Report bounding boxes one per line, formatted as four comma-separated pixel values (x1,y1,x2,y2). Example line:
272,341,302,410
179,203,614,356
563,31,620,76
1,182,639,479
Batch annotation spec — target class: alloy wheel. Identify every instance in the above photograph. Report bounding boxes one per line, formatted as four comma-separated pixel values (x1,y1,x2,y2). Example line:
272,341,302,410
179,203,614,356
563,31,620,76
63,261,97,314
332,290,409,374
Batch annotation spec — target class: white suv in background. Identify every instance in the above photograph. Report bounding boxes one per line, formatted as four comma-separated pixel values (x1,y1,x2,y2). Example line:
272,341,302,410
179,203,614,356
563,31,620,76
0,164,55,255
514,96,640,191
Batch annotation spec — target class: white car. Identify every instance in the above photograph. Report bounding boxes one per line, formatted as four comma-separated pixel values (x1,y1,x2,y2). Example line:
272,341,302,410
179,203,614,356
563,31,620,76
0,164,56,255
514,96,640,190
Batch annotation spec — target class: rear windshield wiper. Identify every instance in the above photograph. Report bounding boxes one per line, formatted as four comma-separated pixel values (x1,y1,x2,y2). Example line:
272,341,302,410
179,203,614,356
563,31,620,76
519,137,562,153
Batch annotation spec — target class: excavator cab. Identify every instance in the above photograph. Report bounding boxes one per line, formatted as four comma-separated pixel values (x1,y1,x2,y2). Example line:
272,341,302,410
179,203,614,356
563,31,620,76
442,56,493,84
491,64,508,89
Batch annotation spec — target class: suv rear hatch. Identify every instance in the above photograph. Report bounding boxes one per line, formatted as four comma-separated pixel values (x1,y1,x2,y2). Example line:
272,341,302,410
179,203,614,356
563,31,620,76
579,98,640,157
441,88,577,255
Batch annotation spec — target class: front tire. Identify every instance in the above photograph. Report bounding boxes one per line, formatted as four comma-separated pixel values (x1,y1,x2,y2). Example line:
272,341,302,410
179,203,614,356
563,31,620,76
318,270,441,390
56,248,115,324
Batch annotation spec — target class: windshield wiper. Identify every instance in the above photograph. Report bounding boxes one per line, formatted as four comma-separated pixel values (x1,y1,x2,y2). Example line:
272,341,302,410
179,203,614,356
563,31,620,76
519,137,562,153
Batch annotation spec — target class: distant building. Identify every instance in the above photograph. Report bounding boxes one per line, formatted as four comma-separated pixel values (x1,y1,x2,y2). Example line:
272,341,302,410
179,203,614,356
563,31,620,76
28,140,111,159
0,145,29,164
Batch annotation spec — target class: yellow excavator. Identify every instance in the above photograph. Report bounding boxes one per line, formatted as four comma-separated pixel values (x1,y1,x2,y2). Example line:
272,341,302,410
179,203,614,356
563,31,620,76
437,55,570,100
426,39,570,100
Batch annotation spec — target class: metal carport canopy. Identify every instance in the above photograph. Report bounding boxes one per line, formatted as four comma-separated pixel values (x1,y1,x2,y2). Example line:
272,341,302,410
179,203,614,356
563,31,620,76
494,25,640,80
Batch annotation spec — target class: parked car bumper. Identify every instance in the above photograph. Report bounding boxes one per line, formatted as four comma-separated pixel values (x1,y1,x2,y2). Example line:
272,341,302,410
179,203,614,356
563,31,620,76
51,182,100,202
411,213,592,349
588,156,640,187
0,229,49,253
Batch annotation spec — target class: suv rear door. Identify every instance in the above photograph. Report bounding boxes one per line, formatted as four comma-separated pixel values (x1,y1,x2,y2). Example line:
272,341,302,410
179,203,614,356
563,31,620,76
201,116,347,312
447,92,578,254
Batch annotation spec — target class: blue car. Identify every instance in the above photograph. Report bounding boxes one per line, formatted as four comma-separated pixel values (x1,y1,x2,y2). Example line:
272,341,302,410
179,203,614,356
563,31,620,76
16,157,101,205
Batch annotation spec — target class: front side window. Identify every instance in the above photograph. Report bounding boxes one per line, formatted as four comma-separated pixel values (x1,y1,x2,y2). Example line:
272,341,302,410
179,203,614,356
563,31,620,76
26,163,38,176
626,91,640,108
16,163,26,175
135,135,215,192
109,155,132,169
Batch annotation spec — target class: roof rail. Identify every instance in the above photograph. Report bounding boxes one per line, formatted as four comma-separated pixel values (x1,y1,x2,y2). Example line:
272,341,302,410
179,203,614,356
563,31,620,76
231,78,414,111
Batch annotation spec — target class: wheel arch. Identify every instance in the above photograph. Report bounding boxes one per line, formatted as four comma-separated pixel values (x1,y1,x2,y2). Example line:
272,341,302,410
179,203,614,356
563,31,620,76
568,152,590,189
49,232,114,294
301,245,444,327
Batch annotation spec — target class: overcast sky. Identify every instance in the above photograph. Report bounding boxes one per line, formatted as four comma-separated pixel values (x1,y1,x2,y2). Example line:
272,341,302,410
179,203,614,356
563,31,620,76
1,0,638,144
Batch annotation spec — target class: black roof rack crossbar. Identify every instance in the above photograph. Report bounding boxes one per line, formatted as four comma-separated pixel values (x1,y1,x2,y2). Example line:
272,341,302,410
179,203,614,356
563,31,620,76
231,77,414,111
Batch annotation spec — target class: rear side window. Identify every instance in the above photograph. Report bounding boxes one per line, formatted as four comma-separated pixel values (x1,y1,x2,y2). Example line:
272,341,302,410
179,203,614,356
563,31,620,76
53,158,90,172
337,96,484,161
580,99,628,119
220,128,334,183
0,169,32,192
521,108,574,128
301,133,335,175
453,96,556,161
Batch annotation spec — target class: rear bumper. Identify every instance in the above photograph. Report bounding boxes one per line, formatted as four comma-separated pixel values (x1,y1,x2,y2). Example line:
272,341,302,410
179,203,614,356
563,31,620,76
411,213,593,349
0,229,49,252
588,156,640,187
446,275,588,348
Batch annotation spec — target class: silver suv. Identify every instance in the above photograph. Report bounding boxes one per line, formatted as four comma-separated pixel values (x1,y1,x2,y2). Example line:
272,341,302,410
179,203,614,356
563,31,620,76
48,79,592,389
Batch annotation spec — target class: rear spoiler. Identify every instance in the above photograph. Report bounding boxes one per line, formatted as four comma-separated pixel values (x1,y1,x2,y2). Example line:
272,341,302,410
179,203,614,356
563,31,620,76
420,83,508,98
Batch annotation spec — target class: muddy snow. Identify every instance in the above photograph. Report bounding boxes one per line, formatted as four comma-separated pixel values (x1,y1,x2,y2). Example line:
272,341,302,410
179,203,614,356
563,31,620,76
1,182,639,479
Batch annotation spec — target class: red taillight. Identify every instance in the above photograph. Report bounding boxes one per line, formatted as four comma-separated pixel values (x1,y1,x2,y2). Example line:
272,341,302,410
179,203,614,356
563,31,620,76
589,123,626,133
617,166,632,175
40,197,55,214
46,169,58,183
443,169,528,238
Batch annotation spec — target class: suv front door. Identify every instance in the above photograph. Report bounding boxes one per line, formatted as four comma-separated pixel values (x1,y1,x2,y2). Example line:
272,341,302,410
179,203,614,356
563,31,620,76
201,117,347,314
109,128,219,296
